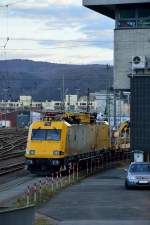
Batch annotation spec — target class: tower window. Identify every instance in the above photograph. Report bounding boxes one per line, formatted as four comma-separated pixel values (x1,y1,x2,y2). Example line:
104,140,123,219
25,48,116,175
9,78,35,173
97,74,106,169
137,19,150,28
119,10,136,19
138,9,150,18
117,20,136,28
116,8,150,28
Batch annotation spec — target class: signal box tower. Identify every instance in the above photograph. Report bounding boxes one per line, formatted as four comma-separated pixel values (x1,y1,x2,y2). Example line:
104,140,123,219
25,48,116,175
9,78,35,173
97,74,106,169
83,0,150,156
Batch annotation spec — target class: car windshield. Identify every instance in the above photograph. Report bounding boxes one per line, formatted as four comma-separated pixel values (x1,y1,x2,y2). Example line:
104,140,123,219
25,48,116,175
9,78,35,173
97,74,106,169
32,129,61,141
129,164,150,173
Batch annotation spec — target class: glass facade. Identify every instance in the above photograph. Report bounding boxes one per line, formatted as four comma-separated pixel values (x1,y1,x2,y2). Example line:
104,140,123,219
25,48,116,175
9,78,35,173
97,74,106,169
116,8,150,29
130,76,150,152
119,10,136,19
138,9,150,18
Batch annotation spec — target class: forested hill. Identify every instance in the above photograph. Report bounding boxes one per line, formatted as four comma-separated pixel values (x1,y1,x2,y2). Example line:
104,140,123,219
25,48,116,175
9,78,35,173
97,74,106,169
0,59,113,100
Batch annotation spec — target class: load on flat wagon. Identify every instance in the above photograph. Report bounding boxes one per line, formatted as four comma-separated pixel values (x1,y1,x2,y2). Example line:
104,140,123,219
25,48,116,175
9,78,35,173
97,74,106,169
25,112,129,173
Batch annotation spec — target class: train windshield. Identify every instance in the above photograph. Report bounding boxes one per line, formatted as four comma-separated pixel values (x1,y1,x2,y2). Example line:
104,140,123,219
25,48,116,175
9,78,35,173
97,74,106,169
32,129,61,141
47,129,61,141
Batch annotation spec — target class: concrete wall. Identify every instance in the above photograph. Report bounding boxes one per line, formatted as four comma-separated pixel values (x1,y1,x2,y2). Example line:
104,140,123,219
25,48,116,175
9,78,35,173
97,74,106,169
114,28,150,89
0,206,35,225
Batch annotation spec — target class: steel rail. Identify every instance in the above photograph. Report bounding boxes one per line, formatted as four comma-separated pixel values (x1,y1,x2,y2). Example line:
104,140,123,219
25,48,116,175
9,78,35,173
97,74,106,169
0,150,25,161
0,162,25,176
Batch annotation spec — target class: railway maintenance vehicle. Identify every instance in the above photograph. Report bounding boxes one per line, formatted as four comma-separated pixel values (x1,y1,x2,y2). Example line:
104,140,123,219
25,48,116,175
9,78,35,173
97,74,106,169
25,112,129,174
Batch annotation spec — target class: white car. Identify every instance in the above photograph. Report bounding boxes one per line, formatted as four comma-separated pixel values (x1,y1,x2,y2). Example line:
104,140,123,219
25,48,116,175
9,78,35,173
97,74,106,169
125,162,150,189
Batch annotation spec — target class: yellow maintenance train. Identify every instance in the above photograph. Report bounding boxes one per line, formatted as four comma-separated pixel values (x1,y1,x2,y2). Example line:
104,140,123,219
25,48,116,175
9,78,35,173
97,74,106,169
25,112,129,173
25,113,111,173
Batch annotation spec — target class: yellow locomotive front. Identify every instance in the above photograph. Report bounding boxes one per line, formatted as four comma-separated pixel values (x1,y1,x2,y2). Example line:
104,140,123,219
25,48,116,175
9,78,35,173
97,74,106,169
25,120,68,173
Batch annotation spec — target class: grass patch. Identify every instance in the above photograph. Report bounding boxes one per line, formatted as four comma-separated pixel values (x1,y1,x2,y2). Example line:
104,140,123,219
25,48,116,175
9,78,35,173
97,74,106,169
35,218,52,225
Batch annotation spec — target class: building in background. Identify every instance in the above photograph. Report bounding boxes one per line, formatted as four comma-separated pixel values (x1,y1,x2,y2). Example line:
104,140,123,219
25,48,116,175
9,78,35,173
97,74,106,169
0,92,130,127
65,95,78,112
20,96,32,108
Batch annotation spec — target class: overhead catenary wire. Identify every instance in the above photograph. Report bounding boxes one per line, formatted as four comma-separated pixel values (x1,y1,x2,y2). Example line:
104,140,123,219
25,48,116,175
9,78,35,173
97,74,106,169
3,37,9,49
0,41,113,51
0,37,114,43
0,38,148,52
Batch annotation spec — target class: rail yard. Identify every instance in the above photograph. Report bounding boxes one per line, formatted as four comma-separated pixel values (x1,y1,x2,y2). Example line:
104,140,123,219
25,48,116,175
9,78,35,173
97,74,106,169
0,112,132,225
0,128,27,177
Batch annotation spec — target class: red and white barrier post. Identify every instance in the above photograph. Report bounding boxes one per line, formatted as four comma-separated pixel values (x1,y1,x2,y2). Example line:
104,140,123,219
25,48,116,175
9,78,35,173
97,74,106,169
45,177,48,191
51,173,54,192
39,180,42,198
68,169,71,184
33,183,37,203
56,172,59,189
59,170,62,188
26,185,30,206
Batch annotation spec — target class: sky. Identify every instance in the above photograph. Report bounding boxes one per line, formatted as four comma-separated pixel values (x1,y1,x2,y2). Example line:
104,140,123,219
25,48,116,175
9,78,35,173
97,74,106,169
0,0,114,64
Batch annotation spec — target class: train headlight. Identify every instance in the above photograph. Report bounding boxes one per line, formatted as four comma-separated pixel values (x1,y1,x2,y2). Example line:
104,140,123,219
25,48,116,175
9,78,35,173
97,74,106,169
26,149,30,154
53,150,64,156
53,150,61,155
26,149,35,155
30,150,35,155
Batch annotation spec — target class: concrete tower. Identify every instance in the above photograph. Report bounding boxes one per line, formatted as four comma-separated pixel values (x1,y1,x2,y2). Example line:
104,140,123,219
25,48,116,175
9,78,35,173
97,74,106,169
83,0,150,154
83,0,150,90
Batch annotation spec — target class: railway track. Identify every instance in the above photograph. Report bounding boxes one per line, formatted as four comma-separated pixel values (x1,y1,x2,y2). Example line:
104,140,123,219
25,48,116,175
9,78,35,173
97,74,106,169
0,128,27,176
0,150,25,161
0,162,25,176
0,138,27,156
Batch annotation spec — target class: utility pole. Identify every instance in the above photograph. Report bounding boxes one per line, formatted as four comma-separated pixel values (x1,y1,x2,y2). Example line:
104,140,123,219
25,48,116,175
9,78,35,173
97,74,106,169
87,88,90,113
75,89,80,112
113,89,117,128
3,88,8,128
4,102,7,128
68,94,70,112
119,91,122,124
62,74,65,112
108,88,111,126
105,82,110,123
30,98,32,125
